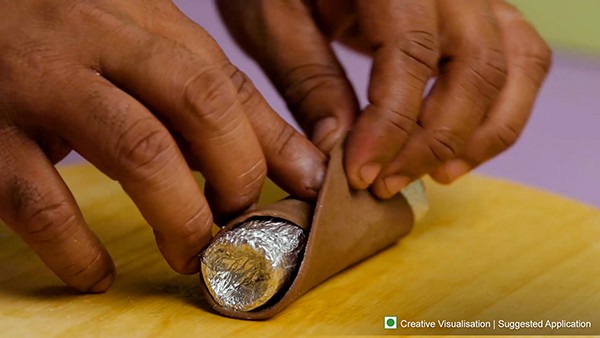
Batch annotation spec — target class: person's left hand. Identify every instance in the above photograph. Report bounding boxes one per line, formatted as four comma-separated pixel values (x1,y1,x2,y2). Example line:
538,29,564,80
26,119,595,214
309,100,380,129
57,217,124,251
217,0,552,198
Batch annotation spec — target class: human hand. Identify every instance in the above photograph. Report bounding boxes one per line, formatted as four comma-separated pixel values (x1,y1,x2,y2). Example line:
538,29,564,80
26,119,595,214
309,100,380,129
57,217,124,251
0,0,325,292
218,0,552,198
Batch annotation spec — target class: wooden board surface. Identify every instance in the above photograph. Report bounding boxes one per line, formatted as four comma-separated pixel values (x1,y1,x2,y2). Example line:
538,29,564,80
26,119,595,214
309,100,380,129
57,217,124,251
0,165,598,337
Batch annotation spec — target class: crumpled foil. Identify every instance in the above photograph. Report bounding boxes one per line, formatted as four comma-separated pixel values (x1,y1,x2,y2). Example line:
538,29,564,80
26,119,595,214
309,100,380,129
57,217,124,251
201,217,306,312
201,181,428,312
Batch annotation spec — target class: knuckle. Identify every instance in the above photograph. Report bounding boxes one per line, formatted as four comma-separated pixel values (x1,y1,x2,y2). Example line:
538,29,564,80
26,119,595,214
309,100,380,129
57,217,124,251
270,124,299,158
222,63,258,107
177,205,213,246
376,106,417,139
463,46,508,100
86,89,130,132
394,29,439,76
490,123,520,151
516,40,553,85
428,128,466,163
10,177,76,243
183,67,238,127
531,41,553,73
207,159,266,212
21,203,75,243
280,63,348,111
114,119,175,178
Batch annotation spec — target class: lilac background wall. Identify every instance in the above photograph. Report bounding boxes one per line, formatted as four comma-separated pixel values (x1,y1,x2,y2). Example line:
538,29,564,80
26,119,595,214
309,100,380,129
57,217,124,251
60,1,600,207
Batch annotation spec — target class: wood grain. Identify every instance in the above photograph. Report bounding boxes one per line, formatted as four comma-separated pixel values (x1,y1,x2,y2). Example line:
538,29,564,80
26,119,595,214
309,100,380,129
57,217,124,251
0,164,598,337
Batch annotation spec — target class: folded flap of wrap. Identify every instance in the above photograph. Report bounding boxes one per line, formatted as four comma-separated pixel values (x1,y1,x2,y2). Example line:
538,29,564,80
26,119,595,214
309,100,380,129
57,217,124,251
200,141,414,320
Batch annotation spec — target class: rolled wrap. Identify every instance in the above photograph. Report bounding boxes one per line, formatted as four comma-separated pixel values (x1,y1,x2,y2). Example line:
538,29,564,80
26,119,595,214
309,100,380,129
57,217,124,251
199,142,414,320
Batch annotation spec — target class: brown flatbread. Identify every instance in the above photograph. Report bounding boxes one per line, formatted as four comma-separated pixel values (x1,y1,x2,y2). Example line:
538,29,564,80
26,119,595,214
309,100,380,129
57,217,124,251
199,141,414,320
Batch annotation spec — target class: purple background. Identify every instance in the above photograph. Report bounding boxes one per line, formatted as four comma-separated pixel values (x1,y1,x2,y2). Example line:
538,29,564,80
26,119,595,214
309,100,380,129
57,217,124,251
60,1,600,207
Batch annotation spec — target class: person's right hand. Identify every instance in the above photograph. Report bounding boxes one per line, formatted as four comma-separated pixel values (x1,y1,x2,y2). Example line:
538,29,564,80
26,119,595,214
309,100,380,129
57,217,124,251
0,0,325,293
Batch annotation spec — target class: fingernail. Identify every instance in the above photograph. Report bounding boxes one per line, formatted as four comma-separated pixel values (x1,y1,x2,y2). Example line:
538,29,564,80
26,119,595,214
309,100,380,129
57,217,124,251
444,159,472,182
312,117,339,152
89,271,114,293
384,175,411,197
359,162,381,187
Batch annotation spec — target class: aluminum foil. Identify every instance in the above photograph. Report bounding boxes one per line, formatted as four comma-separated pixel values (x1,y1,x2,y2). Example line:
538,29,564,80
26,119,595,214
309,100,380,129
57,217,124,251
201,181,428,312
201,217,306,312
401,180,429,222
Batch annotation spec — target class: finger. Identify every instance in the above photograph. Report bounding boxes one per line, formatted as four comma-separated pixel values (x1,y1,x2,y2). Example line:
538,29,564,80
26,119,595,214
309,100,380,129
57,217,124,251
0,126,114,292
344,0,439,189
139,7,327,212
431,0,552,183
218,0,359,153
173,64,327,225
218,63,328,202
23,70,213,275
372,0,508,198
97,25,267,219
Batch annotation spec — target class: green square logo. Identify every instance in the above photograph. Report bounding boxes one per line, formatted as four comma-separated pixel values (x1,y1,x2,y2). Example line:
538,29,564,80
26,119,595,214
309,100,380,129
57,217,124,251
384,316,397,329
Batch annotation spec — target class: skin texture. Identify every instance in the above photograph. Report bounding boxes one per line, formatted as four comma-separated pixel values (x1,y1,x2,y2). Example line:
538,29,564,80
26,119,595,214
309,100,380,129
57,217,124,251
0,0,551,294
217,0,553,198
0,0,326,292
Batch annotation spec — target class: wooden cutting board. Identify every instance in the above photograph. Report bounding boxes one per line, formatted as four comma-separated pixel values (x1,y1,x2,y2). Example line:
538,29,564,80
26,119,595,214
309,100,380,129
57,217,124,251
0,164,598,337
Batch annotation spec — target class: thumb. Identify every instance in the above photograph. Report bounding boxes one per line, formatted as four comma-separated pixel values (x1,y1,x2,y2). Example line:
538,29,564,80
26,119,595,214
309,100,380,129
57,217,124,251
218,0,359,152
